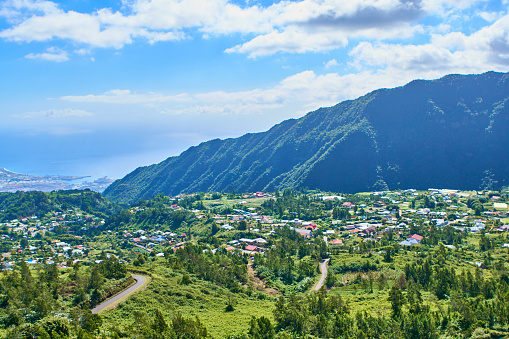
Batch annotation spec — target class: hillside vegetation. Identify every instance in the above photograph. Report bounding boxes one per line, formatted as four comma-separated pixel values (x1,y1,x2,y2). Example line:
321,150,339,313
105,71,509,204
1,188,509,338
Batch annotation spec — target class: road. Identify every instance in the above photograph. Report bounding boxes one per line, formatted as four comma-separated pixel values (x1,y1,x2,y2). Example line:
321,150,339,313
91,275,146,314
314,258,330,291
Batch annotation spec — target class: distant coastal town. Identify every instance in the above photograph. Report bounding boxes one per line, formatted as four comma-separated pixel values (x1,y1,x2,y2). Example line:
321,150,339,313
0,168,114,193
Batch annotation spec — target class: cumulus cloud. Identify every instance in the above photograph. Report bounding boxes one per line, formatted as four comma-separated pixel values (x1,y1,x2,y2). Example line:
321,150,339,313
0,0,489,57
302,0,423,29
226,26,349,57
25,46,68,61
350,12,509,72
13,108,94,118
324,59,338,69
421,0,490,13
58,69,415,117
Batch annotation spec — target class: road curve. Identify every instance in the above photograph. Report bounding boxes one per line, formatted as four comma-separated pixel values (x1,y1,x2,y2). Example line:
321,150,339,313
314,258,330,291
91,275,146,314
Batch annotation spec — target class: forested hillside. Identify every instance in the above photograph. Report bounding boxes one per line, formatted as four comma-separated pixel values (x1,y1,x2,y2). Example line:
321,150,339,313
104,71,509,204
0,190,120,221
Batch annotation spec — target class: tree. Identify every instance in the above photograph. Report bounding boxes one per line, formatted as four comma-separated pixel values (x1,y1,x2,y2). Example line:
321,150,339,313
211,222,219,236
238,220,247,230
325,271,336,288
153,309,169,333
383,246,394,263
225,294,236,312
20,238,29,249
88,265,103,291
81,311,102,334
388,286,405,317
249,316,275,339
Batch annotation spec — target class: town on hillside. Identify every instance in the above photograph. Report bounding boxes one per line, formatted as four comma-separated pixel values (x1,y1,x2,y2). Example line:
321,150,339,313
0,187,509,338
2,188,508,272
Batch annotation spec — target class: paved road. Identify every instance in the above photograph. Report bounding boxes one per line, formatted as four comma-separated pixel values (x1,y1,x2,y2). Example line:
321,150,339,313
314,258,330,291
91,275,146,314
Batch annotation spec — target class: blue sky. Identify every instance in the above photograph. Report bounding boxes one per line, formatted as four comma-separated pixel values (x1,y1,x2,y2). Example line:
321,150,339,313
1,0,508,179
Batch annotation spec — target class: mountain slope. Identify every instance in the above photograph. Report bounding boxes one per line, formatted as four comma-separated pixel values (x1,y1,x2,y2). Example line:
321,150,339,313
104,71,509,204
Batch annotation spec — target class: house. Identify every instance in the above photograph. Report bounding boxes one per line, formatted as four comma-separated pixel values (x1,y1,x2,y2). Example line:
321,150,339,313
342,202,355,208
407,234,424,242
294,228,312,237
245,245,263,253
433,219,448,227
301,224,317,231
72,249,84,256
399,238,420,246
174,242,185,249
331,239,343,246
254,238,267,245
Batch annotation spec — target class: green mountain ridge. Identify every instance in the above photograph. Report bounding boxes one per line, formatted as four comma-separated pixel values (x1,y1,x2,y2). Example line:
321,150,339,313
104,71,509,204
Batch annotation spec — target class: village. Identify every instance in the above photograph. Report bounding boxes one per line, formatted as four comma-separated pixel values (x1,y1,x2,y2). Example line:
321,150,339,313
1,188,508,272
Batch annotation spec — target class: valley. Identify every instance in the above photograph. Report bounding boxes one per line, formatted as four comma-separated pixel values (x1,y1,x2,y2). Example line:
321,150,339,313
0,187,508,338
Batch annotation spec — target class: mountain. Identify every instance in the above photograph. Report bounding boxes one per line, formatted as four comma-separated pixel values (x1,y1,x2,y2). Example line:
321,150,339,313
104,71,509,204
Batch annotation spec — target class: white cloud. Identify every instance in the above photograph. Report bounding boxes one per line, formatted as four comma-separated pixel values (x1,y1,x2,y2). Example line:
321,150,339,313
421,0,490,13
324,59,338,69
62,89,191,104
25,46,68,61
226,26,348,57
350,12,509,73
479,11,500,23
13,108,93,118
58,69,414,117
0,0,489,57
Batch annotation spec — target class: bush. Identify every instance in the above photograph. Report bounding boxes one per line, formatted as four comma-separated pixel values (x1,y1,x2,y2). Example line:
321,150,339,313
180,274,192,285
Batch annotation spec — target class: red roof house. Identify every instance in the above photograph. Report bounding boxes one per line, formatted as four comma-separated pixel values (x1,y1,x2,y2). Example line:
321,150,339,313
407,234,424,242
331,239,343,245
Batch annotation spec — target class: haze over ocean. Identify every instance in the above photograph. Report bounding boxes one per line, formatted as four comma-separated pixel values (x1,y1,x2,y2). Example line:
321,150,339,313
0,129,208,180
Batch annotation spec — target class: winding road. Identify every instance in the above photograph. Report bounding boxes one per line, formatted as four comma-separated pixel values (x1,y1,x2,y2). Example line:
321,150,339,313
314,258,330,291
91,274,146,314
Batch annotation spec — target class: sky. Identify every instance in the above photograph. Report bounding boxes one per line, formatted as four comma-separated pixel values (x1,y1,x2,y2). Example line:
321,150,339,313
1,0,508,179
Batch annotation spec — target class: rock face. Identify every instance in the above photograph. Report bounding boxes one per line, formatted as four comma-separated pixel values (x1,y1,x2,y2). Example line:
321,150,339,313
104,71,509,204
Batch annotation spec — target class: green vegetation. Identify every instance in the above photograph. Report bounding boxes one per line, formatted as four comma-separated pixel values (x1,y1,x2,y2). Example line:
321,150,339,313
0,187,508,338
105,72,509,204
0,190,120,221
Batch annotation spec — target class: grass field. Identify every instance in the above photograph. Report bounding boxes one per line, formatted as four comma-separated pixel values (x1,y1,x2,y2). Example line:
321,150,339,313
100,260,276,338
